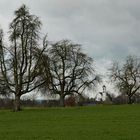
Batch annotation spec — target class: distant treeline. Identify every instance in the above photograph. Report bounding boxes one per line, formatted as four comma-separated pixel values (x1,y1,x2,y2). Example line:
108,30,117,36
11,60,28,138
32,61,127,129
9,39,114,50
1,93,140,109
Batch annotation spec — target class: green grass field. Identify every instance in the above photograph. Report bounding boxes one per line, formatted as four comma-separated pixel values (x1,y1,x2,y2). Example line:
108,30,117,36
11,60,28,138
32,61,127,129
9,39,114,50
0,105,140,140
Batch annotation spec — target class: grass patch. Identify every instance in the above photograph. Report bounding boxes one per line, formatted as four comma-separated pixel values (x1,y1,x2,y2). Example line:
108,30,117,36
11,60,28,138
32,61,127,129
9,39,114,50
0,105,140,140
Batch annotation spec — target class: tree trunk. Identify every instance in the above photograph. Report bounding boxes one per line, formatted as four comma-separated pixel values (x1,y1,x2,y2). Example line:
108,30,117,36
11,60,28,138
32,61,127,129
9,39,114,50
14,94,21,111
59,95,65,107
128,96,133,104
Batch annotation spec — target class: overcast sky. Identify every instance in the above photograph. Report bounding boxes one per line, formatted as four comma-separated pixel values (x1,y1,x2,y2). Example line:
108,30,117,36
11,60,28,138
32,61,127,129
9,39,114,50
0,0,140,94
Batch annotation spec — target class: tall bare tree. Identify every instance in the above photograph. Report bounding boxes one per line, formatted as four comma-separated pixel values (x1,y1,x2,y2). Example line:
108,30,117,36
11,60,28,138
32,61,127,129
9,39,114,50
38,40,99,106
109,56,140,104
0,5,46,111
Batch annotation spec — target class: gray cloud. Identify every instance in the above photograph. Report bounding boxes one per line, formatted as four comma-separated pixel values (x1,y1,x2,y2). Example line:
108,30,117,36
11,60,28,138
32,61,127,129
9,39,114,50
0,0,140,72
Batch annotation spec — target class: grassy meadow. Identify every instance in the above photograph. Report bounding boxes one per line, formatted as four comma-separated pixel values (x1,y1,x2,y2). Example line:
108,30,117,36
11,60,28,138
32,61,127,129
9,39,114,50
0,105,140,140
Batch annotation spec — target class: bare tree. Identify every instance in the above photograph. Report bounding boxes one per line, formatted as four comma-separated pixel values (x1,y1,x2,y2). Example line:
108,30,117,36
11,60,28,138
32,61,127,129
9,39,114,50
109,56,140,104
0,5,46,111
38,40,100,106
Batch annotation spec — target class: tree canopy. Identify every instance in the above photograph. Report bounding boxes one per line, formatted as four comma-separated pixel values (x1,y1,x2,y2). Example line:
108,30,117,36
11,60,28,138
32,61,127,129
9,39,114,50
109,55,140,104
37,40,99,106
0,5,47,111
